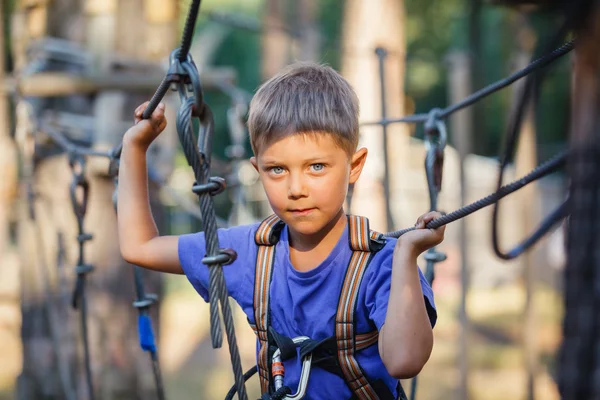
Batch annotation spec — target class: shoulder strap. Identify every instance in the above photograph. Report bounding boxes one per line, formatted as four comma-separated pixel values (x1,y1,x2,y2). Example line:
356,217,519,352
348,215,386,252
253,214,284,394
337,215,385,400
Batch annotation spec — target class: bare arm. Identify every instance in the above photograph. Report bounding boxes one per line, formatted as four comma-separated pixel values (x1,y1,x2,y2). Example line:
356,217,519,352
379,211,444,379
379,247,433,379
117,102,183,274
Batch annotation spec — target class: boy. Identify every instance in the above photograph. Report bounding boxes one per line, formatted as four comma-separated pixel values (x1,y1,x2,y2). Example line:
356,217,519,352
118,63,443,399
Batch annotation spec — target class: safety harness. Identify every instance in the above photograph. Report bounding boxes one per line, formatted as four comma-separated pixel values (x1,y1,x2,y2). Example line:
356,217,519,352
250,214,407,400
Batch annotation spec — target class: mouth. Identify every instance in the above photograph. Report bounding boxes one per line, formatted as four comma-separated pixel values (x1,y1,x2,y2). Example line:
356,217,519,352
288,208,315,216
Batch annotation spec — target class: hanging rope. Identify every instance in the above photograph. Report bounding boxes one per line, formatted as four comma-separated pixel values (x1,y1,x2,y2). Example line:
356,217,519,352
408,109,448,400
67,153,95,400
32,5,578,399
131,265,166,400
109,1,249,397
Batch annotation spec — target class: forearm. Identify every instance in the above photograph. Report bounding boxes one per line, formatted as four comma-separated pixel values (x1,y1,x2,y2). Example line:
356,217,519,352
380,247,433,378
117,136,159,263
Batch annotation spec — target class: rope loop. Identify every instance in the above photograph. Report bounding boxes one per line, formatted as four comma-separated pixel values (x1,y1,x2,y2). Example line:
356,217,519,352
180,57,206,118
202,248,238,266
133,293,159,309
192,176,226,196
75,264,95,275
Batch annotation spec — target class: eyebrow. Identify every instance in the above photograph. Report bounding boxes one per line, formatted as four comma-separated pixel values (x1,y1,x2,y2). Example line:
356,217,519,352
260,156,331,166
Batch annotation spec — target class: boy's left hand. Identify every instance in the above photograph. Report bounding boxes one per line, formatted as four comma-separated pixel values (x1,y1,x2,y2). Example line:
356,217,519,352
396,211,446,257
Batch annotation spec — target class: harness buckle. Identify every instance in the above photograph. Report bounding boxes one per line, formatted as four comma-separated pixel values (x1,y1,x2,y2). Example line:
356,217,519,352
271,336,313,400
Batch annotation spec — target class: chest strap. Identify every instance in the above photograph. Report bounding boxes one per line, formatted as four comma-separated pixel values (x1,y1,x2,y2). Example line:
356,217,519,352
337,215,384,400
252,214,387,399
253,214,286,394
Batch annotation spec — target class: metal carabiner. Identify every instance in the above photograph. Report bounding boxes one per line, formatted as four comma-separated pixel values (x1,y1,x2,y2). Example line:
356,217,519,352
272,336,313,400
180,54,206,119
69,154,89,219
423,109,447,207
424,108,447,153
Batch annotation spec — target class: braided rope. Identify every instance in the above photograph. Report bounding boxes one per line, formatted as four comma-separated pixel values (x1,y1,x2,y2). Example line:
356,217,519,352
385,150,567,238
177,96,248,399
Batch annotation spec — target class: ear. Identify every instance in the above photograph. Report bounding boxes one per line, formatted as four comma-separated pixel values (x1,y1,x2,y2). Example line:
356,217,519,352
349,147,368,184
250,156,259,172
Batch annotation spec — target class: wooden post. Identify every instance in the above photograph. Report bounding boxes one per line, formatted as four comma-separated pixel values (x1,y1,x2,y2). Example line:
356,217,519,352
342,0,409,233
447,50,472,400
559,3,600,399
0,0,22,392
14,0,178,398
511,15,539,399
0,0,18,259
5,69,236,97
262,0,290,79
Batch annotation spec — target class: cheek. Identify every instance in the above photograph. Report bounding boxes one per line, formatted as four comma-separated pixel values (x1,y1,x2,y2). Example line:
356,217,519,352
313,172,348,204
261,177,285,208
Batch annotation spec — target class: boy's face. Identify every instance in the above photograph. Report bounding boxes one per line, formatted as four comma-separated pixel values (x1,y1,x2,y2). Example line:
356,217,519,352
251,133,367,237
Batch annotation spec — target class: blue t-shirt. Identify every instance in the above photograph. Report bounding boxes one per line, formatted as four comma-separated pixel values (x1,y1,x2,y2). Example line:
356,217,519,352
179,221,436,400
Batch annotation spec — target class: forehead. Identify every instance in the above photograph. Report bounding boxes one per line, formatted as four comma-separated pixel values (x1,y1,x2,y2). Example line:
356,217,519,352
258,133,347,161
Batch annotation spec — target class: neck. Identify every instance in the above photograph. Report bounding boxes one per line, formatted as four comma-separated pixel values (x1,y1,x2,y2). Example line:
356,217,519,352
288,209,347,252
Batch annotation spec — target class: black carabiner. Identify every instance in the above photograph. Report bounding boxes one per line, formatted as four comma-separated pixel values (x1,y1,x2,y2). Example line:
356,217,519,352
69,154,89,219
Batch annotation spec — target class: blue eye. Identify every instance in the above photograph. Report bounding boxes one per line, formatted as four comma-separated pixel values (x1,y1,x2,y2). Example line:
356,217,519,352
270,166,284,174
311,163,325,171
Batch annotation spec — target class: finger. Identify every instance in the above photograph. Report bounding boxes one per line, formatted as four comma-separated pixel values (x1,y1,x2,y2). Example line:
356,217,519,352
134,102,150,122
151,104,165,120
135,101,150,115
415,215,425,229
422,212,441,225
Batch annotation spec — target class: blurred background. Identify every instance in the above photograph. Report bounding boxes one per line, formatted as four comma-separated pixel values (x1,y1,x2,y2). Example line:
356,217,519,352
0,0,572,399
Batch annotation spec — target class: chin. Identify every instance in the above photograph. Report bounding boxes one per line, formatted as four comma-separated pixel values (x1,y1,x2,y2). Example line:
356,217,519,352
289,222,324,236
286,213,341,237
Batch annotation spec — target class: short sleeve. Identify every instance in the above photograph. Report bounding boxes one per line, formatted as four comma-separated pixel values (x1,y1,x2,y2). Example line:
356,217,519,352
366,249,437,330
178,224,258,303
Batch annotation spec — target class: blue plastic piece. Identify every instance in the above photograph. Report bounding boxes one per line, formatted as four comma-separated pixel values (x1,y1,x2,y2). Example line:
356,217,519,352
138,314,157,353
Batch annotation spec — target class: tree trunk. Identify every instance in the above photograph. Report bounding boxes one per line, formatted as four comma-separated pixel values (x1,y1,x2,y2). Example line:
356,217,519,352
511,14,539,400
447,50,473,400
341,0,409,232
15,0,176,399
558,4,600,399
0,0,22,392
261,0,291,80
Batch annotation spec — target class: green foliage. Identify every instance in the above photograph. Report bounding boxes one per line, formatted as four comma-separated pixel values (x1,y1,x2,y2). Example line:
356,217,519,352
2,0,16,71
187,0,571,161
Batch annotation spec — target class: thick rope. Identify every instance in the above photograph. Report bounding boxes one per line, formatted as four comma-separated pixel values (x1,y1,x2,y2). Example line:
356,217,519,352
361,40,574,127
385,150,567,238
176,98,222,347
179,0,202,62
68,155,95,400
176,97,248,399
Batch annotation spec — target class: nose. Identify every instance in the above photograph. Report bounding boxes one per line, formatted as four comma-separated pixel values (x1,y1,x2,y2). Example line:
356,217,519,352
288,171,308,199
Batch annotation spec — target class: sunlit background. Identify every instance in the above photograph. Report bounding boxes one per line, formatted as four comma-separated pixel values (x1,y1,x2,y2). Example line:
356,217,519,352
0,0,573,399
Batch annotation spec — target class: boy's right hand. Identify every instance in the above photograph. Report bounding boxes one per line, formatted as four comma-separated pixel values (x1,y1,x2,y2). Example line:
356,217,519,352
123,101,167,149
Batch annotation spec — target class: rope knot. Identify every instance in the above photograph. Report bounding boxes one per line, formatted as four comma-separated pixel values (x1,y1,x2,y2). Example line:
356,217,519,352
192,176,226,196
133,293,159,309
